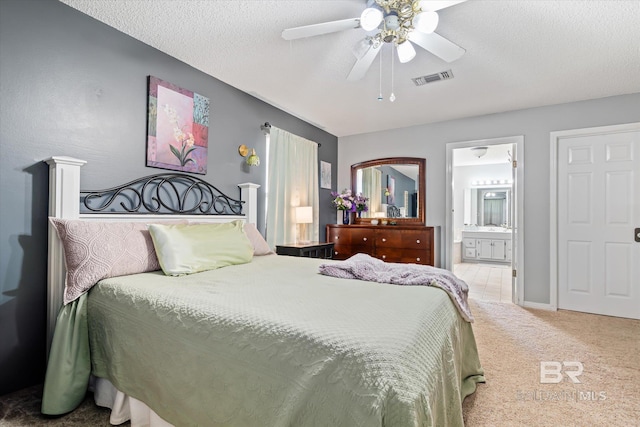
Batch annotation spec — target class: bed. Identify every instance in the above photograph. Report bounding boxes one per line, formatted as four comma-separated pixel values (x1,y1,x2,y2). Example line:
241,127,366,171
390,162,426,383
41,156,484,427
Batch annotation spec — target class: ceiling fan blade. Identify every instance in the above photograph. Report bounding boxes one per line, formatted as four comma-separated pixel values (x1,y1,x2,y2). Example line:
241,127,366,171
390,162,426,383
419,0,467,12
347,43,382,81
408,31,465,62
282,18,360,41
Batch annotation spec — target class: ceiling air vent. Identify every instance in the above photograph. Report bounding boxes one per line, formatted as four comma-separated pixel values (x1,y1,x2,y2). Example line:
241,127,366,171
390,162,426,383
412,70,454,86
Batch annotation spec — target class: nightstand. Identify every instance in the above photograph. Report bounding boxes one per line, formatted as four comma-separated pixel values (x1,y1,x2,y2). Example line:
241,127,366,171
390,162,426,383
276,242,335,259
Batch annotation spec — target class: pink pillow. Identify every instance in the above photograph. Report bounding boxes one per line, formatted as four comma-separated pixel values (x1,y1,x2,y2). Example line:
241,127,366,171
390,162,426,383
243,223,274,255
50,218,186,304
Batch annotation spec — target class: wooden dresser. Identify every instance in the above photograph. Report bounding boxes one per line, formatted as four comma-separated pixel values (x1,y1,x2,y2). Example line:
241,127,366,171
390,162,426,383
326,224,438,266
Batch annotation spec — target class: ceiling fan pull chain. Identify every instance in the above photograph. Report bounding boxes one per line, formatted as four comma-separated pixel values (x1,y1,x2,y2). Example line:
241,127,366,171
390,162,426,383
378,47,383,101
390,43,396,102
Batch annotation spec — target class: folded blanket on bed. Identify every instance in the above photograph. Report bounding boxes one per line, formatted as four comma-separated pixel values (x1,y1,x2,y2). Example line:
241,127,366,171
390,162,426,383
319,253,473,322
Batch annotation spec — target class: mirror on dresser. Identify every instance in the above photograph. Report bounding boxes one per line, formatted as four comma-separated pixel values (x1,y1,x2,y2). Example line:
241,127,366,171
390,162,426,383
351,157,425,225
327,158,436,266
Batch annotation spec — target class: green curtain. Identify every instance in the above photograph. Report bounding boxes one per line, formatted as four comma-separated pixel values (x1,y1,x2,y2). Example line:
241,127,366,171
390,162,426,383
41,293,91,415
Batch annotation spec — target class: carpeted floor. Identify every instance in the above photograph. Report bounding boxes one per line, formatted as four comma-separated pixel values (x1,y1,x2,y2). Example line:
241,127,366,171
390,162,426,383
0,385,122,426
1,298,638,426
462,299,640,426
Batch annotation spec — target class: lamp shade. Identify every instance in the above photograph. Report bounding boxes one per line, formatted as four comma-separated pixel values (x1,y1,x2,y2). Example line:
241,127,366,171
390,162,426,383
295,206,313,224
246,148,260,166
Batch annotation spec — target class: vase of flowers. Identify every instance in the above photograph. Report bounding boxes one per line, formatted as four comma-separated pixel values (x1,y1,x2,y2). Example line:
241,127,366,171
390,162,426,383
331,189,368,224
331,189,354,224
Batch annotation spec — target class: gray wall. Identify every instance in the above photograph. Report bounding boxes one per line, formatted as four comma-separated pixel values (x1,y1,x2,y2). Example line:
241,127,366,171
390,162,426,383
339,93,640,305
0,0,337,395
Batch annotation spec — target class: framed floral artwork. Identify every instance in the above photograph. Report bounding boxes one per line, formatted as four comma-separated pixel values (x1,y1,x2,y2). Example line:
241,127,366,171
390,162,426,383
146,76,209,174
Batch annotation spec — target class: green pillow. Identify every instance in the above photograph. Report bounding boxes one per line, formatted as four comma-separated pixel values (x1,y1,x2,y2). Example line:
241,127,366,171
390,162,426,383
148,221,254,276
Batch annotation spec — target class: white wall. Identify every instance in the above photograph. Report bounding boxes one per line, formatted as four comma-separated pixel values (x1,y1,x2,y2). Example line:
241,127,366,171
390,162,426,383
338,93,640,305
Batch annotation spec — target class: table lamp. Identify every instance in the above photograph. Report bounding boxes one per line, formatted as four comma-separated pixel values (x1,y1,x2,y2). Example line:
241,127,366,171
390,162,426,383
295,206,313,244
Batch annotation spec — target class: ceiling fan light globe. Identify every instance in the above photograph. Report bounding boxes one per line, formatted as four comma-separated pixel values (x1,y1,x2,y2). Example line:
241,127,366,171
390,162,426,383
360,8,383,31
413,11,439,34
397,40,416,63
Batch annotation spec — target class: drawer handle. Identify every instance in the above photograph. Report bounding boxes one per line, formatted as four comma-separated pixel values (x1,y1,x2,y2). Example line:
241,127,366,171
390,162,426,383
363,237,367,241
416,257,421,262
416,239,420,244
382,238,386,242
335,251,339,255
382,255,386,259
335,236,339,240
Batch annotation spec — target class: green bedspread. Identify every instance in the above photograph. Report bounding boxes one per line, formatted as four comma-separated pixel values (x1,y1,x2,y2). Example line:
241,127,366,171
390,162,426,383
45,255,484,426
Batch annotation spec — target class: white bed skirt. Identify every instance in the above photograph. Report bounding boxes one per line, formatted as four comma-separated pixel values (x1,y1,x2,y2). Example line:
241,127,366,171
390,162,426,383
92,377,175,427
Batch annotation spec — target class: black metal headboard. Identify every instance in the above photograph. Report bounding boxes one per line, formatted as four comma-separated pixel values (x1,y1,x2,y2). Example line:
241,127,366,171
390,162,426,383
81,173,244,215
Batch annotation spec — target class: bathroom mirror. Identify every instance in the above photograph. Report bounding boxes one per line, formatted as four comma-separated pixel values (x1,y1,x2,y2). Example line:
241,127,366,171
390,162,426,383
464,187,512,227
351,157,425,225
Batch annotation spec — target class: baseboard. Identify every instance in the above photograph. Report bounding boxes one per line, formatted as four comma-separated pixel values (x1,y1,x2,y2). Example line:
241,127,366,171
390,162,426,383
521,301,556,311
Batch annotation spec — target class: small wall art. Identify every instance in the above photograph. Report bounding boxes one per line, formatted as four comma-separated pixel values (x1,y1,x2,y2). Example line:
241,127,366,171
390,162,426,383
146,76,209,174
321,161,332,189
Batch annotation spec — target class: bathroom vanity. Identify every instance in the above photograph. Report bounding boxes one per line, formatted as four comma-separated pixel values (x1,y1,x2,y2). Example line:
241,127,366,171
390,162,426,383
461,228,512,263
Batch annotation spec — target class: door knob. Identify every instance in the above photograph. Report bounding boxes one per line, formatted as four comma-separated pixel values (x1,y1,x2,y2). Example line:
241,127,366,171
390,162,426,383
635,228,640,243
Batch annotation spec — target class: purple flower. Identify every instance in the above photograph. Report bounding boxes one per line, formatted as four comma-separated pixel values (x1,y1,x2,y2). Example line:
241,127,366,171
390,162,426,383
331,189,368,212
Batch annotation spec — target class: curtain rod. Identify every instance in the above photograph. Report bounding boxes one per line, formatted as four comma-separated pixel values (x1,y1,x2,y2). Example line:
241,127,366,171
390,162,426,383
260,122,321,147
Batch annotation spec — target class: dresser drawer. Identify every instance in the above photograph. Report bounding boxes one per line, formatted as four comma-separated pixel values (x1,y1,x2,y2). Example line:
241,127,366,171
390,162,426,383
332,244,353,260
333,246,374,260
328,228,351,245
349,228,375,247
376,249,431,265
375,231,404,248
463,238,476,248
376,230,429,250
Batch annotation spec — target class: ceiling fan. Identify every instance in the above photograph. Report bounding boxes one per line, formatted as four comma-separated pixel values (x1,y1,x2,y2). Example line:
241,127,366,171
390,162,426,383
282,0,467,81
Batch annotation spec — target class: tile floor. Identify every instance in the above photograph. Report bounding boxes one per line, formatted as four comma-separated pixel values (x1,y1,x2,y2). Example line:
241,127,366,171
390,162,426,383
453,262,513,303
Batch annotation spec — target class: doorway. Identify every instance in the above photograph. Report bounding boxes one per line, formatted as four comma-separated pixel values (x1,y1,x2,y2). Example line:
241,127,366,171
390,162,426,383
445,136,525,305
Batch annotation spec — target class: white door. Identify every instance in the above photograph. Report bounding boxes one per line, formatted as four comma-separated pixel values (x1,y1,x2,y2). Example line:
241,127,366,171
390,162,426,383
557,128,640,319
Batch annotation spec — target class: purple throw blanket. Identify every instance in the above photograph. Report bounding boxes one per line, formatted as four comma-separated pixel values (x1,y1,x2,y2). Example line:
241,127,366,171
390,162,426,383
319,254,473,322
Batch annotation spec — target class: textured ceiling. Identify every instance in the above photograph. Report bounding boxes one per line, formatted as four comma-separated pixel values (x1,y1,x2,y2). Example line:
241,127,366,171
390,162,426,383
59,0,640,137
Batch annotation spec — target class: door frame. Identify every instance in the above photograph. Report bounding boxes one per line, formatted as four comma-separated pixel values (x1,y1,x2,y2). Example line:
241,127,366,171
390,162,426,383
549,122,640,311
445,135,525,305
